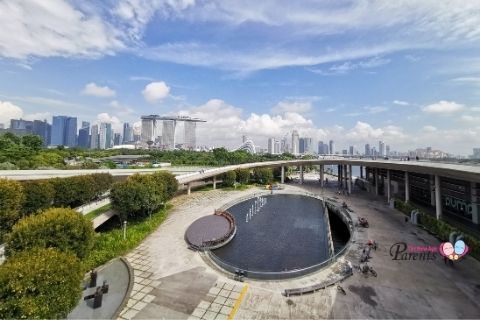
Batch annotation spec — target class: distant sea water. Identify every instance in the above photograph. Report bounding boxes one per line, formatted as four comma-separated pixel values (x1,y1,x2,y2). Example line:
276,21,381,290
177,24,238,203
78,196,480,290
324,164,361,178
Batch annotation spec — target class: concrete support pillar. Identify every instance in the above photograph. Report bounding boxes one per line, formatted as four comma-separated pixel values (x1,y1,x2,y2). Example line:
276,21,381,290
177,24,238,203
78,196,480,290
375,168,379,196
281,166,285,184
430,175,436,207
343,165,348,189
348,165,352,194
471,182,479,224
187,182,192,195
405,172,410,202
387,169,391,203
300,165,304,184
360,166,363,179
435,175,442,220
338,165,342,183
213,176,217,189
320,165,324,187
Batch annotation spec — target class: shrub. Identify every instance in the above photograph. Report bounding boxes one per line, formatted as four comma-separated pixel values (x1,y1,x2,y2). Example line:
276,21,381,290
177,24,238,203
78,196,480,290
5,207,95,259
235,168,250,184
151,171,178,200
90,173,114,198
21,180,55,216
0,179,24,241
0,248,83,319
253,167,274,184
111,174,164,221
223,170,236,187
51,175,96,208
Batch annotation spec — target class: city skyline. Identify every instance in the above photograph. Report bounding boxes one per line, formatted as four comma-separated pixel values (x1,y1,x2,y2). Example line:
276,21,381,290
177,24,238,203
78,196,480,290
1,2,480,154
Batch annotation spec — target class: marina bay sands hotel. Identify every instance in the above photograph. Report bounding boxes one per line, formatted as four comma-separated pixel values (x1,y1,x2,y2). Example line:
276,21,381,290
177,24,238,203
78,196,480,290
141,115,206,150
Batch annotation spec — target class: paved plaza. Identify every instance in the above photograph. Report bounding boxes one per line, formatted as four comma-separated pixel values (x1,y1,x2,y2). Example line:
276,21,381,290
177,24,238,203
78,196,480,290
118,176,480,319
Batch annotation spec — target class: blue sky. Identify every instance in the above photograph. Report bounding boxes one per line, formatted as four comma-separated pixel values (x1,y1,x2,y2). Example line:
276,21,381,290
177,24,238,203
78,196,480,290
1,0,480,155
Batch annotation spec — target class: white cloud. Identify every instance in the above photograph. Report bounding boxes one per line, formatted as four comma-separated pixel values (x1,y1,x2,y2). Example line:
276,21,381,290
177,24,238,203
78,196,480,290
0,100,24,125
271,100,312,114
393,100,410,106
82,83,116,97
0,0,123,59
364,106,388,114
142,81,171,103
23,112,51,121
422,100,465,114
422,125,437,132
109,100,135,116
96,112,122,133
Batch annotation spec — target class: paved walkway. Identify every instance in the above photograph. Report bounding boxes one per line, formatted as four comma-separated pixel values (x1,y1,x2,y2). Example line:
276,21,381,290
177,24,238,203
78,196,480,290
118,179,480,319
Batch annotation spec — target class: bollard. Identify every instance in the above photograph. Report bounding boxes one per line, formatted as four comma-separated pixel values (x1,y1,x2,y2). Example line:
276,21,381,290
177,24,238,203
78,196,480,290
89,270,97,288
93,287,103,309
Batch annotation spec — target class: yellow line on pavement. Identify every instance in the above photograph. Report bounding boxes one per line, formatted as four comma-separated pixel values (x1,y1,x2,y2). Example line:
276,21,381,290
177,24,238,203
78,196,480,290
227,284,249,320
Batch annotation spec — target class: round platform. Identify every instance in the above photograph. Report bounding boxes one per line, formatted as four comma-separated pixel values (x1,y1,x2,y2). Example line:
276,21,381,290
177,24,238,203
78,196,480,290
185,214,234,250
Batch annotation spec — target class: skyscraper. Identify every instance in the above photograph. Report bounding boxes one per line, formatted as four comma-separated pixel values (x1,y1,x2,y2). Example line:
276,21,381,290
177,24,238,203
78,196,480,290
365,143,371,156
299,138,305,154
329,140,335,155
141,117,155,143
114,133,122,146
10,119,33,132
291,130,299,155
281,136,289,153
123,123,134,143
90,124,99,149
379,141,385,156
51,116,77,147
162,120,175,150
267,138,275,154
349,146,354,155
184,121,197,150
303,137,312,154
32,120,51,146
99,123,112,149
274,139,280,154
386,145,390,156
78,121,90,148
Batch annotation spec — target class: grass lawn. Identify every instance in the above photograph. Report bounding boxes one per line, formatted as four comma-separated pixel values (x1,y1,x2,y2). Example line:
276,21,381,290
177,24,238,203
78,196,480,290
84,203,112,220
83,204,172,270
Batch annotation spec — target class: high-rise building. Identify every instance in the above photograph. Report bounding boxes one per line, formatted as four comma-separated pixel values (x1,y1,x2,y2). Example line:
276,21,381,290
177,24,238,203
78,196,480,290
51,116,77,147
99,123,112,149
0,123,4,129
123,123,134,143
162,120,175,150
349,146,354,155
141,118,155,143
274,139,280,154
10,119,33,132
267,138,275,154
379,141,385,156
90,124,99,149
365,143,371,156
184,121,197,150
318,141,329,154
299,138,305,154
472,148,480,159
329,140,335,155
291,130,299,155
342,149,348,155
386,145,390,157
281,136,289,153
300,137,312,154
114,133,122,146
78,121,90,149
32,120,51,146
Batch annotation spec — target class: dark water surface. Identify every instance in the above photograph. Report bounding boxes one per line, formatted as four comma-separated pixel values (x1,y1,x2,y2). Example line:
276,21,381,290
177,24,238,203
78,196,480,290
211,194,332,272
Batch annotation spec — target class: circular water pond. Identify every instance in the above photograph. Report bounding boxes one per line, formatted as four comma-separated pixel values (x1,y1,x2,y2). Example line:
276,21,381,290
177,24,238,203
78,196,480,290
210,194,349,278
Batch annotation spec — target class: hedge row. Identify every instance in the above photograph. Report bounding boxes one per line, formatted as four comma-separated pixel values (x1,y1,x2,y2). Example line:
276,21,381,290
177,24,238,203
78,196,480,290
394,199,480,260
0,174,113,240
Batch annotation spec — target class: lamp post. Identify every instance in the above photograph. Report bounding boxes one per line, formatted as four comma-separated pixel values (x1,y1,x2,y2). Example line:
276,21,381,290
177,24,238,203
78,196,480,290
123,221,127,240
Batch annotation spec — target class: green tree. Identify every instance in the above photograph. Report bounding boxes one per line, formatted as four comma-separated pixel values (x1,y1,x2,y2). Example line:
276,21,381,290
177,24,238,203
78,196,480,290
111,174,164,221
90,173,114,198
0,179,24,241
254,168,274,184
0,248,83,319
21,180,55,216
223,170,237,187
235,168,250,184
151,171,178,200
21,135,43,151
6,207,95,259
